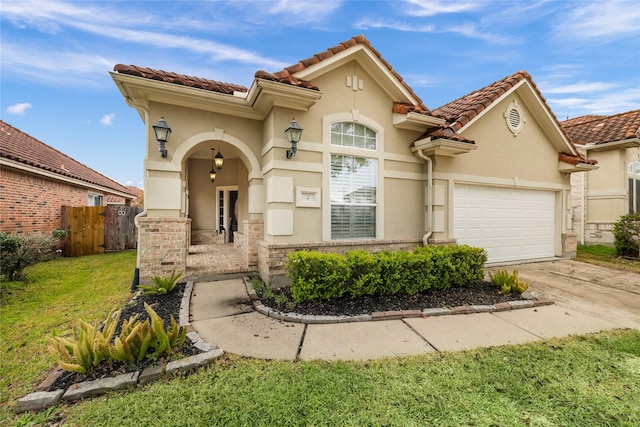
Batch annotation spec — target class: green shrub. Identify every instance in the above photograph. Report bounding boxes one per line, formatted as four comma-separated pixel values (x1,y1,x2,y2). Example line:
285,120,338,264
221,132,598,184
287,245,487,303
288,251,349,303
613,212,640,259
345,250,383,297
0,231,65,281
139,270,183,295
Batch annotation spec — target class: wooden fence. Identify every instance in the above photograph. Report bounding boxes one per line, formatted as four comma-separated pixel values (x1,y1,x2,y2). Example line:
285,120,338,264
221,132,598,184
61,206,142,257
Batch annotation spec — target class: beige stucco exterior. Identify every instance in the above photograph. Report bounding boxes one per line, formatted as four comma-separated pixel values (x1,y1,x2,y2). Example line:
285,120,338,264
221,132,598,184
111,39,590,282
571,144,640,244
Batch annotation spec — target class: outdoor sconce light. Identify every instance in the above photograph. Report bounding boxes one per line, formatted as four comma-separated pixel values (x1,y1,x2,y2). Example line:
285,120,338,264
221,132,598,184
152,117,171,158
209,148,224,183
284,119,303,159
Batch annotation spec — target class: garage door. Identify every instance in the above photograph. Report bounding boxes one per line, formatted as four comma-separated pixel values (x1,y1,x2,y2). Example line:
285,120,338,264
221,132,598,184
454,184,556,263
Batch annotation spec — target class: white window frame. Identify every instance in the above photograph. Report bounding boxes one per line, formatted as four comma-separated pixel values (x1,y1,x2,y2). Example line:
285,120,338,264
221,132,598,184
88,193,103,206
322,112,384,241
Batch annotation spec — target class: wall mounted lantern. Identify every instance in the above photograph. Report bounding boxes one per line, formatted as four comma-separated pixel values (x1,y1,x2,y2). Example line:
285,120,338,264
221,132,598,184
209,148,224,182
284,119,303,159
152,117,171,158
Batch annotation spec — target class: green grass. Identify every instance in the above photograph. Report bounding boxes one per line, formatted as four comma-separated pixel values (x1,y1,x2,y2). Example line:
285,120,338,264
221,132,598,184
0,251,136,423
61,330,640,427
576,244,640,273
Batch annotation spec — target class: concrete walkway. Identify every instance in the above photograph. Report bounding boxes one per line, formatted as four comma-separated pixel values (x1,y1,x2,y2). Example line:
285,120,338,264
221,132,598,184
190,260,639,361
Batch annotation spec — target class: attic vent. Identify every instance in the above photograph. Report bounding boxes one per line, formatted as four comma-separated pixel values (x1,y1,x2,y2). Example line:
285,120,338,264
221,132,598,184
504,100,525,135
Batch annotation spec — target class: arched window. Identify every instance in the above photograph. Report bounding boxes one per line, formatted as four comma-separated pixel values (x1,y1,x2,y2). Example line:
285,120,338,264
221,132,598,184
330,122,377,239
628,161,640,214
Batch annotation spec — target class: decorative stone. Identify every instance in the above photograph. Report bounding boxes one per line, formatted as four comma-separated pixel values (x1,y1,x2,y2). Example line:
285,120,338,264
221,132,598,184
521,290,541,300
401,309,423,318
314,315,339,324
507,300,534,309
62,372,139,401
493,302,513,312
470,305,495,313
450,306,475,315
422,308,451,316
17,390,64,413
139,365,165,384
165,349,224,376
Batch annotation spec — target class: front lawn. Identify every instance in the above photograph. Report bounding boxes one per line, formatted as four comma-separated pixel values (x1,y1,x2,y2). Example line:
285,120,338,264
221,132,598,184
3,250,639,426
0,251,136,423
577,244,640,273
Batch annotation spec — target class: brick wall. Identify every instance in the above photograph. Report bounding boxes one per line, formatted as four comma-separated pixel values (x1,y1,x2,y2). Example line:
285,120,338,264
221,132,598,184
0,168,89,234
137,217,190,280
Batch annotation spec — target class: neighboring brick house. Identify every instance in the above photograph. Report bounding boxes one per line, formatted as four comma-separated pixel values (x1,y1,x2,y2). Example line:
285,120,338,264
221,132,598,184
111,35,595,283
0,120,136,235
561,110,640,245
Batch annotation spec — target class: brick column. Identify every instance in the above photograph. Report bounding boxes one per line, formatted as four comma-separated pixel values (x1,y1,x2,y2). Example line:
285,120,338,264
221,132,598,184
137,217,191,280
562,233,577,259
243,219,263,268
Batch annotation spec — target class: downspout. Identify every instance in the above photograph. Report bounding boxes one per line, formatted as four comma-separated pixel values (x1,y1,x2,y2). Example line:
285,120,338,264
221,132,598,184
416,149,433,245
580,171,585,245
124,96,149,291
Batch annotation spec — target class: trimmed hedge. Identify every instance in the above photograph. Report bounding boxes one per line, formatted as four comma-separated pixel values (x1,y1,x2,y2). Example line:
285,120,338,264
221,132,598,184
287,245,487,303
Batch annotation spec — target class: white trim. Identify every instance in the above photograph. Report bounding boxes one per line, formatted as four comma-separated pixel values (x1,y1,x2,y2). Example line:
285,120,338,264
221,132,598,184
322,113,385,241
434,171,570,191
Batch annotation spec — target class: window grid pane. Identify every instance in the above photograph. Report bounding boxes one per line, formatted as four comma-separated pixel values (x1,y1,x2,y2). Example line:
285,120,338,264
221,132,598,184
330,122,376,150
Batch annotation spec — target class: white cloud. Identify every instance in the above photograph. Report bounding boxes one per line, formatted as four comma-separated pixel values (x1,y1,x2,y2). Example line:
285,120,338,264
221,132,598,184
101,113,115,126
540,81,616,95
403,0,482,16
5,102,32,115
553,0,640,41
355,18,435,32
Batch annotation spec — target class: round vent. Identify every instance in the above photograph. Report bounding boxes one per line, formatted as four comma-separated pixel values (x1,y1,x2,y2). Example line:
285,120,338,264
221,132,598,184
504,101,525,135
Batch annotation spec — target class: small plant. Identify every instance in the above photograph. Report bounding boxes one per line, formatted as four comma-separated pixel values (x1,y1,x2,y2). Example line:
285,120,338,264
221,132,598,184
47,307,121,373
512,279,529,294
48,303,187,373
139,270,183,295
489,269,530,294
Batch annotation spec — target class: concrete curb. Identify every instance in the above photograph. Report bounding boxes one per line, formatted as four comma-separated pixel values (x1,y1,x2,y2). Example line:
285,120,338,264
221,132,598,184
17,281,223,413
242,276,554,324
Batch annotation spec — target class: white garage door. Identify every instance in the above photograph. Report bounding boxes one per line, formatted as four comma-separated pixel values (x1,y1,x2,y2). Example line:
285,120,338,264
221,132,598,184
454,184,556,263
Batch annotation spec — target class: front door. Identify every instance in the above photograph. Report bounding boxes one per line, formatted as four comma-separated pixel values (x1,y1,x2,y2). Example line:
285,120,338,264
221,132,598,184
217,186,238,243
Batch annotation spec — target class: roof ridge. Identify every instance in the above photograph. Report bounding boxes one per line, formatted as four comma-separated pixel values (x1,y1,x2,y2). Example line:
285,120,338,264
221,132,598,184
263,35,430,114
0,120,135,196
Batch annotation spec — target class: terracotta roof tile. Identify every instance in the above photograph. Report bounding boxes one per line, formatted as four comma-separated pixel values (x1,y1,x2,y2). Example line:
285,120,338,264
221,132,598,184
0,120,134,196
418,70,565,146
113,64,248,94
560,110,640,145
559,153,598,165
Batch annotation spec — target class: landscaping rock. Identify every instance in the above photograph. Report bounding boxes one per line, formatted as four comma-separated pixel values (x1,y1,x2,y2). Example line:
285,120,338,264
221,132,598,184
17,390,64,413
164,348,224,375
62,372,139,401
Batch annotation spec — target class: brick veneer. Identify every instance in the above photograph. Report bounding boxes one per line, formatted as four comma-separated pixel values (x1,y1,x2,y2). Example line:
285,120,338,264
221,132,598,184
0,168,90,234
258,238,424,287
137,217,190,279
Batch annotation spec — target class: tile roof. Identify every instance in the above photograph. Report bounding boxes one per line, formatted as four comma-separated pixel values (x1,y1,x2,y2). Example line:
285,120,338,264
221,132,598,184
0,120,135,197
113,35,432,116
113,64,248,94
560,110,640,145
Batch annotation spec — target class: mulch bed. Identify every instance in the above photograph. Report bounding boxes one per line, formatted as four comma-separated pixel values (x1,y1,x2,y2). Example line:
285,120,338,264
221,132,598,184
259,280,525,317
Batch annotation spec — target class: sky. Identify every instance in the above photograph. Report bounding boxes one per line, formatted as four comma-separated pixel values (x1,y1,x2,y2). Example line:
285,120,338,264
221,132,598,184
1,0,639,188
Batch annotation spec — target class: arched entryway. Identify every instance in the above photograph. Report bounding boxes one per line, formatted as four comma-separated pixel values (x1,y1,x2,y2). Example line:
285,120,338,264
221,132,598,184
174,129,264,277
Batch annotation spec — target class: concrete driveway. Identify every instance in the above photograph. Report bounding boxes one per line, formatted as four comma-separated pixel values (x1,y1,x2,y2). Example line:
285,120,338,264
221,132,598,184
486,259,640,329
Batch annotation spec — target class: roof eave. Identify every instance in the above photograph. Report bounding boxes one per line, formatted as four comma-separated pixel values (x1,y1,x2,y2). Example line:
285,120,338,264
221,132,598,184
411,137,477,157
0,158,135,198
393,112,445,131
247,78,323,115
558,161,599,173
110,71,262,121
580,137,640,152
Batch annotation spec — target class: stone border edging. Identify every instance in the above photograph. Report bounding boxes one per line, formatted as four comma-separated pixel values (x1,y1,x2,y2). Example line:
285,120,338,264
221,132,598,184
243,277,554,324
17,281,223,413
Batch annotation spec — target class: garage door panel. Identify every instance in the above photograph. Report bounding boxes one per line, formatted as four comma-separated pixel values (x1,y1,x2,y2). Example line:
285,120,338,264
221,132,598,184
454,185,556,263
